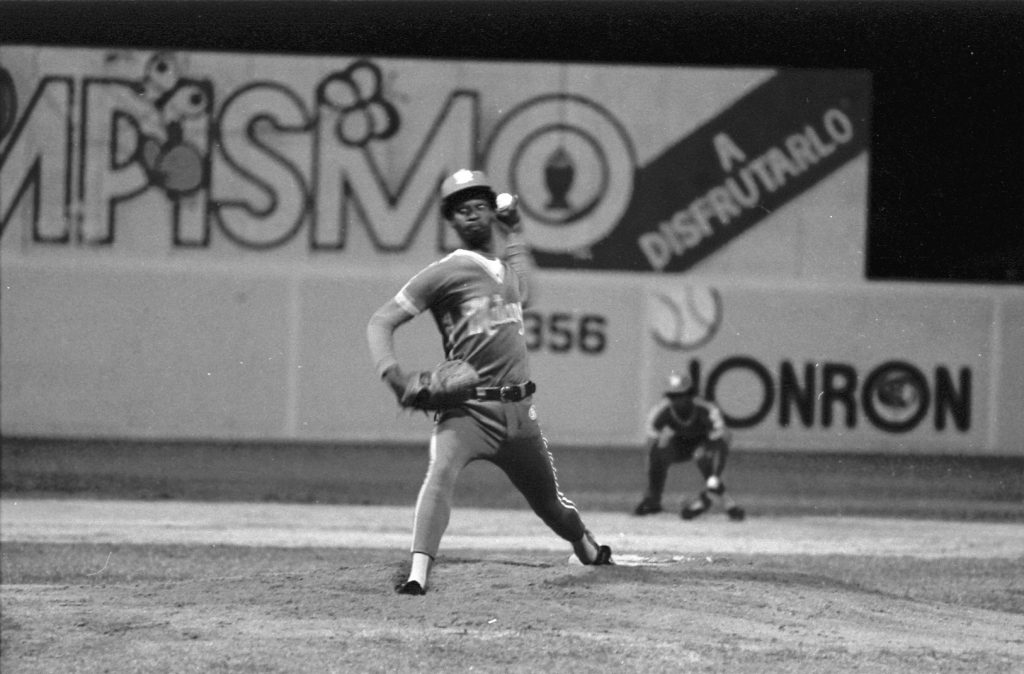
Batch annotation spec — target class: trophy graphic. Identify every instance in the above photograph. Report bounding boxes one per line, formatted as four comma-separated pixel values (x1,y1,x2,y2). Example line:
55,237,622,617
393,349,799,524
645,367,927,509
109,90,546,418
544,146,575,210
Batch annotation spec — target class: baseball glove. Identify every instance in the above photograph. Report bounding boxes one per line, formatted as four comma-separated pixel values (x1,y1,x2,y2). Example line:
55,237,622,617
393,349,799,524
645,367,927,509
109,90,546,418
400,359,481,410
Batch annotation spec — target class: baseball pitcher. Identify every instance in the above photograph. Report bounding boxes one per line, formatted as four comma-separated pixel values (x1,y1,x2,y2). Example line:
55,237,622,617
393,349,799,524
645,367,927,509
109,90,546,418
366,169,614,596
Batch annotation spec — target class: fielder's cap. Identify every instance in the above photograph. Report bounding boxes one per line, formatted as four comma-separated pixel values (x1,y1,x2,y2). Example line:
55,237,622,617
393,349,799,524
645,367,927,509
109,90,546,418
441,169,492,200
665,372,695,396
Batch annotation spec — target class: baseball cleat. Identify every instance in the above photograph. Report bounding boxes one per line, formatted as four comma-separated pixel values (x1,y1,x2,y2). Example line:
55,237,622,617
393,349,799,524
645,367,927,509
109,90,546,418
681,493,711,520
727,505,746,521
633,499,663,516
395,580,426,596
587,545,614,566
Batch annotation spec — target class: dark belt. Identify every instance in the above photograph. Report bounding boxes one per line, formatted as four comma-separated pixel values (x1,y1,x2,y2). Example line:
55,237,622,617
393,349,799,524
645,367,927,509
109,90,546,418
475,381,536,402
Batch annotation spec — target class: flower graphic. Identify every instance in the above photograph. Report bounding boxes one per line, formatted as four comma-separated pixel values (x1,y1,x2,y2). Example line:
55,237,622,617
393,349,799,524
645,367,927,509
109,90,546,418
318,60,399,147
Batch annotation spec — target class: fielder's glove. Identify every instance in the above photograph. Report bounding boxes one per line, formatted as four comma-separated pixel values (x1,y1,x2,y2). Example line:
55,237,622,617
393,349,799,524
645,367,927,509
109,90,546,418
400,359,482,411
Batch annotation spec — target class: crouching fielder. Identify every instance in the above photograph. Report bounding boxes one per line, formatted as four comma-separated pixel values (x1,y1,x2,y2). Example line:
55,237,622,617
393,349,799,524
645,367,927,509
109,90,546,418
633,373,745,521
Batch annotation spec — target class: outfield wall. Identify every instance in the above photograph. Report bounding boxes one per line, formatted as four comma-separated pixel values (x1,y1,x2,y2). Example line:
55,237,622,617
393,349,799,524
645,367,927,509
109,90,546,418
2,254,1022,454
2,46,1022,454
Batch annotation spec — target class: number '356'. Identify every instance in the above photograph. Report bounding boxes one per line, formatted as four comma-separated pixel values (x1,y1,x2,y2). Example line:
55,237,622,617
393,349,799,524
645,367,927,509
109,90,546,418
523,311,607,354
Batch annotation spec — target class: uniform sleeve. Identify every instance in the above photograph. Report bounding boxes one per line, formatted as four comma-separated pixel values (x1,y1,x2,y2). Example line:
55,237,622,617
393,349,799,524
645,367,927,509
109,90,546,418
396,259,448,315
644,399,671,439
503,231,536,306
366,260,445,378
366,298,415,377
703,401,727,441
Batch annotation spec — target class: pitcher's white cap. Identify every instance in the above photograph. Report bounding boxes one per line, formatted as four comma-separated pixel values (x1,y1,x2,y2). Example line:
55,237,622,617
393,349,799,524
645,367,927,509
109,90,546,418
440,169,492,199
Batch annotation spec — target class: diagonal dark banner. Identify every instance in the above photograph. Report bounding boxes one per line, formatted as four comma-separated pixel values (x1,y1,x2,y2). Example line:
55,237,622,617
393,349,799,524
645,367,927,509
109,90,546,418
533,69,872,272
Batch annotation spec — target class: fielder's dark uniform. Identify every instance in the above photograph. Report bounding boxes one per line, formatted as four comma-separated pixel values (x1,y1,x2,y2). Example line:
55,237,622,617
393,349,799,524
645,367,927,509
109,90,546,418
645,395,728,458
637,392,744,519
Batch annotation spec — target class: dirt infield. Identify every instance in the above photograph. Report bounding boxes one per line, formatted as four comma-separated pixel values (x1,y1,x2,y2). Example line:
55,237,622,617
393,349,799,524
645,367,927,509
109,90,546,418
2,440,1023,671
2,498,1024,673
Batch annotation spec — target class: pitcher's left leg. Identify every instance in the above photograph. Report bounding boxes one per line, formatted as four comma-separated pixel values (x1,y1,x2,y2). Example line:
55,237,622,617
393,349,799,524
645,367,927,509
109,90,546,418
495,402,611,564
503,432,588,541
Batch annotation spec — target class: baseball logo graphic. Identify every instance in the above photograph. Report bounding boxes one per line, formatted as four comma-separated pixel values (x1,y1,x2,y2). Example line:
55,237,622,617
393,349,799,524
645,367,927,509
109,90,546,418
650,286,723,351
862,361,930,433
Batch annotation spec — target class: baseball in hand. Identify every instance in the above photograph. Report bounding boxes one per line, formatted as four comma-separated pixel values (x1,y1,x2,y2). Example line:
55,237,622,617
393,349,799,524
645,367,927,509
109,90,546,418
496,193,517,212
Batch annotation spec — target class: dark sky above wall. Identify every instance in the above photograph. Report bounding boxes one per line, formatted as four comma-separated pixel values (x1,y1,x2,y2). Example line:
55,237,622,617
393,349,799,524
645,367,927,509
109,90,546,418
3,0,1022,284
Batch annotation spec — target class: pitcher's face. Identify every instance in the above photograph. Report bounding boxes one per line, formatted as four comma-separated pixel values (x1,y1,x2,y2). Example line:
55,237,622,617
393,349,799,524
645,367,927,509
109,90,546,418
450,197,497,249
